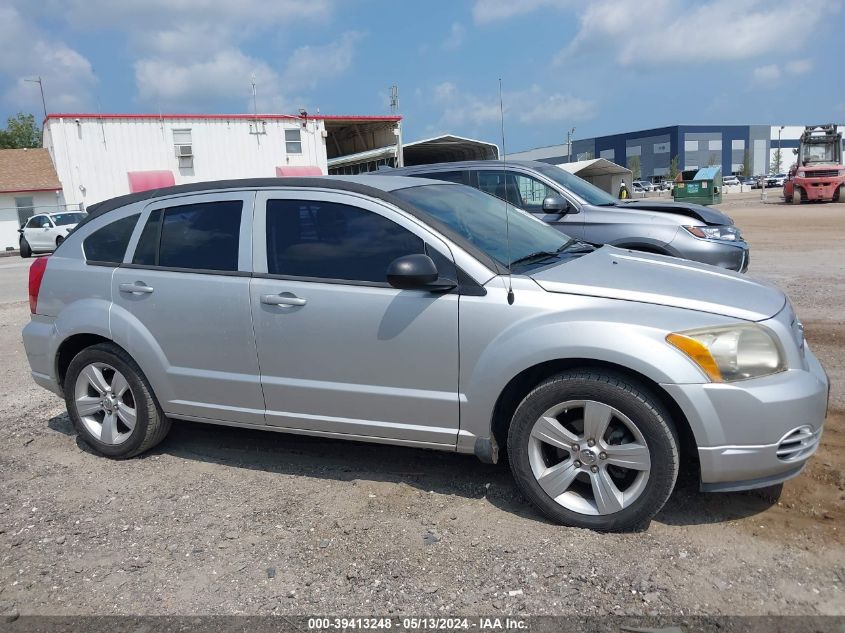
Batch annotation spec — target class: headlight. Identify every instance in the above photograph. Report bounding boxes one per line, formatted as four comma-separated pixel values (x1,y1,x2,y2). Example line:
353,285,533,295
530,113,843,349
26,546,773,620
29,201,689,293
683,225,740,241
796,170,805,178
666,324,786,382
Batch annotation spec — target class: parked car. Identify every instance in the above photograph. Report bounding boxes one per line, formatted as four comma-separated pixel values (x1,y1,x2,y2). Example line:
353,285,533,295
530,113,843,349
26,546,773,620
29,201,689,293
23,176,828,531
381,161,750,272
19,211,86,257
722,175,740,186
633,180,653,192
766,173,788,187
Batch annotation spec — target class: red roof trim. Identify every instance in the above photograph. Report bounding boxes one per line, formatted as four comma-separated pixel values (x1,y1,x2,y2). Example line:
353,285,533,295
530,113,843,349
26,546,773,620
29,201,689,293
0,187,60,194
44,113,402,123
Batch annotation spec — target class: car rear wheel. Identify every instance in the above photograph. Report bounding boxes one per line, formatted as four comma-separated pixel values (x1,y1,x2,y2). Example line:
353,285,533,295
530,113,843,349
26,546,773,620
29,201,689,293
507,370,679,532
19,238,31,258
65,343,171,459
56,235,64,247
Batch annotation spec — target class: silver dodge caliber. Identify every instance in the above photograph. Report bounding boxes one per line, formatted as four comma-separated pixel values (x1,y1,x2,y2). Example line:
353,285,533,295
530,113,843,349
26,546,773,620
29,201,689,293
22,176,828,531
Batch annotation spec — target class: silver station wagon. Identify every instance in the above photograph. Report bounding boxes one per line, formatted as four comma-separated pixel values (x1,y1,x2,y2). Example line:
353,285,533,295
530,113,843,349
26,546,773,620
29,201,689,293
22,177,828,531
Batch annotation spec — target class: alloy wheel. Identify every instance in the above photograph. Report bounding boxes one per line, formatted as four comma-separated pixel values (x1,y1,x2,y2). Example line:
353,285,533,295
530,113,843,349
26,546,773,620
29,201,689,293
73,362,137,445
527,399,651,516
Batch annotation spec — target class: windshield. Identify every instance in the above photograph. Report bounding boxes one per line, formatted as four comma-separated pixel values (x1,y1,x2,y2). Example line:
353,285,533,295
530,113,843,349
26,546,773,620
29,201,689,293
801,142,837,164
533,164,619,206
51,212,85,226
393,184,572,270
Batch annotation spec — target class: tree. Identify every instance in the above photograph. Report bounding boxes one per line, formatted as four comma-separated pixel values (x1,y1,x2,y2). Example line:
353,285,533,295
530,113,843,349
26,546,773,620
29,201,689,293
668,155,680,181
771,148,783,174
627,155,641,180
0,113,42,149
741,150,751,178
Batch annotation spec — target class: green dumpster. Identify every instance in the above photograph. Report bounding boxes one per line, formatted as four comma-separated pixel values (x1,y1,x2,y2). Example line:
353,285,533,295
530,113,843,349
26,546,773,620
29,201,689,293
673,166,722,205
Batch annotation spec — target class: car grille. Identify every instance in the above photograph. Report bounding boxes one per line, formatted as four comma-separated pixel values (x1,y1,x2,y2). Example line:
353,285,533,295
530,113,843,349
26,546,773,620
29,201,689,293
776,426,820,462
807,169,839,178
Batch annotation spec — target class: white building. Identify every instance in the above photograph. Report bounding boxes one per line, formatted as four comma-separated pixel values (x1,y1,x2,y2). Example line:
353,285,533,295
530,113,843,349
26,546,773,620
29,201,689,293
0,148,67,252
43,113,403,208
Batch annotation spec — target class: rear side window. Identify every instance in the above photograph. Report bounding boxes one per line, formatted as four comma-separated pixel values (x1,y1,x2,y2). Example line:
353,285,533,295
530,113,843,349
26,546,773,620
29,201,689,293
414,171,467,185
83,214,140,264
265,199,423,282
131,202,242,271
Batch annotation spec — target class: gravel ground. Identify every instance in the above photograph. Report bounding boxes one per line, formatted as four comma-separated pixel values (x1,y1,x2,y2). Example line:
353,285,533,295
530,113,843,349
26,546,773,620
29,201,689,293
0,193,843,618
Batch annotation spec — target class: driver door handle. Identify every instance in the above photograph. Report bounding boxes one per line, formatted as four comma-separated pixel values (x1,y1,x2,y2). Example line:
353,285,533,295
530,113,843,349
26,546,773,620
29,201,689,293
119,282,154,294
261,293,307,307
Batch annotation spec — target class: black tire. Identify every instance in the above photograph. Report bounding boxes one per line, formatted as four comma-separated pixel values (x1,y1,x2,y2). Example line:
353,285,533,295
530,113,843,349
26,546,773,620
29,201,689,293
19,238,31,258
56,235,64,247
507,369,679,532
834,186,843,203
64,342,171,458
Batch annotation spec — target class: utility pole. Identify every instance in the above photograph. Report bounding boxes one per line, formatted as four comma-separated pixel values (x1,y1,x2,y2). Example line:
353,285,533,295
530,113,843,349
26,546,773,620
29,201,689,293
24,76,47,122
389,85,403,167
567,127,576,163
776,125,784,173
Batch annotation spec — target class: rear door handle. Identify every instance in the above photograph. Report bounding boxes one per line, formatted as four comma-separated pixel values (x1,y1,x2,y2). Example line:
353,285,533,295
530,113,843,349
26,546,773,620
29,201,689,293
261,293,307,307
119,282,154,294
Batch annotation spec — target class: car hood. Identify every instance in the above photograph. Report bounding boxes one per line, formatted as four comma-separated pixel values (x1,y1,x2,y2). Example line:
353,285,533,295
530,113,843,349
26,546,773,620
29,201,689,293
530,246,785,321
617,200,732,225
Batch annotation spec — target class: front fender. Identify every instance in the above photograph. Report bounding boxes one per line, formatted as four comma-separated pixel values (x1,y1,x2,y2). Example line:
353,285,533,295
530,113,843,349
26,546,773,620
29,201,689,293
457,286,734,451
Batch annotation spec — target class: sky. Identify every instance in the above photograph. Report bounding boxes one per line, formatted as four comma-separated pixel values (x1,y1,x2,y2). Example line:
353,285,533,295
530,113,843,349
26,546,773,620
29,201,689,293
1,0,844,153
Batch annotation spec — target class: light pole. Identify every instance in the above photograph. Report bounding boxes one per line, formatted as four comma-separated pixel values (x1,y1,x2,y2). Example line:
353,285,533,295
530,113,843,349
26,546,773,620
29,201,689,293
777,125,784,173
24,76,47,122
567,127,576,163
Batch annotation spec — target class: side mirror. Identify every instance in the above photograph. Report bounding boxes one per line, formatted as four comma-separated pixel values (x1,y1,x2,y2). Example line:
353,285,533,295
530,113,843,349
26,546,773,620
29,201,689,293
542,196,570,214
386,254,456,292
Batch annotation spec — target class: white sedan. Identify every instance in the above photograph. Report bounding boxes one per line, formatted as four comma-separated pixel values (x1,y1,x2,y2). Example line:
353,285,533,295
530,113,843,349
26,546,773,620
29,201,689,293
19,211,86,257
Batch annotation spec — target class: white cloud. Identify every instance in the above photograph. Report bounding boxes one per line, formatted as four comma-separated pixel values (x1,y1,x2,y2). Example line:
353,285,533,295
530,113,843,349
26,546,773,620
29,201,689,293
785,59,812,75
281,32,364,91
752,64,781,83
472,0,572,23
0,5,97,113
560,0,840,66
441,23,466,50
431,81,595,132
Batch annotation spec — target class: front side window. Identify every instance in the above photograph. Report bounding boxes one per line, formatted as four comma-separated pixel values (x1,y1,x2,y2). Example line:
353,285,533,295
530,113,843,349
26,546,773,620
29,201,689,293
477,171,557,212
285,128,302,154
265,199,423,282
25,215,43,229
146,201,243,271
393,184,571,271
84,214,140,264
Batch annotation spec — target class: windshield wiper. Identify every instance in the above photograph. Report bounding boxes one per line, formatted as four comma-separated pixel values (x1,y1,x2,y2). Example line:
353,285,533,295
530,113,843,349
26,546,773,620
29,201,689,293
509,250,562,268
558,240,595,253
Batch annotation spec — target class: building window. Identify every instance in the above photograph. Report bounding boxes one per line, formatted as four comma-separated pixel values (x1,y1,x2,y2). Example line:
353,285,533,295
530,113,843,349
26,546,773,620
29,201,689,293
172,129,193,168
732,139,745,150
285,128,302,154
15,196,35,226
599,149,615,161
653,142,669,154
708,140,722,151
684,140,698,152
625,145,641,157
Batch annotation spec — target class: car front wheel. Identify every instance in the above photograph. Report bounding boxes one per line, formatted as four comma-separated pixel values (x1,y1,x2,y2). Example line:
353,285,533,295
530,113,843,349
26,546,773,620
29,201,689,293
65,343,171,458
508,370,679,532
19,237,31,258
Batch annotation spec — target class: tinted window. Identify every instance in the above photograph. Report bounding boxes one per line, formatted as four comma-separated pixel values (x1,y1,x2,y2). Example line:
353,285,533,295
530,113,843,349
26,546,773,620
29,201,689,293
266,199,423,282
132,209,162,266
478,171,557,212
84,214,140,264
415,171,467,185
158,201,242,271
25,215,43,229
51,212,86,226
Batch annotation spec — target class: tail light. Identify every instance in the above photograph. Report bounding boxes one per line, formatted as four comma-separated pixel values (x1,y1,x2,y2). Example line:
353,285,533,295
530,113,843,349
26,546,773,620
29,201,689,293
28,256,48,314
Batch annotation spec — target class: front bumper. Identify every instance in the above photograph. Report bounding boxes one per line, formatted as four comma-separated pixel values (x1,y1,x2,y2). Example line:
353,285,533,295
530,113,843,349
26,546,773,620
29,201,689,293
668,232,750,272
661,346,829,492
794,179,842,200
